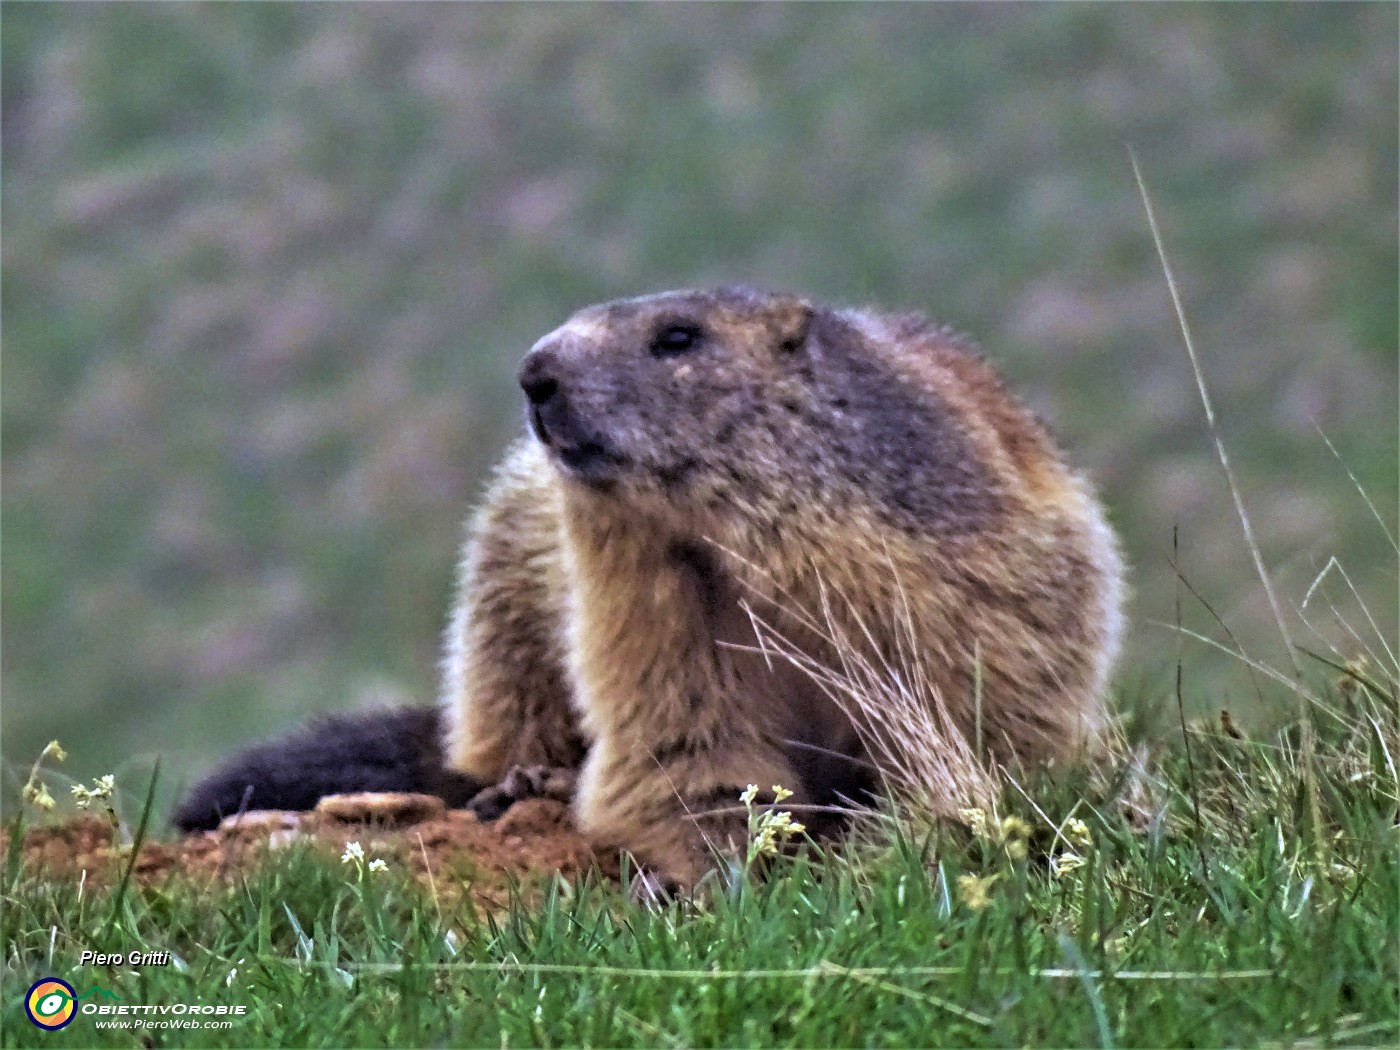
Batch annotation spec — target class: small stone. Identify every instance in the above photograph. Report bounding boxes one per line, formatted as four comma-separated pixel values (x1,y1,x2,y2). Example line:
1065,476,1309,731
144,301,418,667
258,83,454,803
265,830,304,850
315,792,446,825
217,810,305,834
495,797,571,836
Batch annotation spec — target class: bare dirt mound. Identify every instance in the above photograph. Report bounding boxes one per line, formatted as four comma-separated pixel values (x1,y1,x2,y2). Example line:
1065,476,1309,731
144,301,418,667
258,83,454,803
10,794,621,912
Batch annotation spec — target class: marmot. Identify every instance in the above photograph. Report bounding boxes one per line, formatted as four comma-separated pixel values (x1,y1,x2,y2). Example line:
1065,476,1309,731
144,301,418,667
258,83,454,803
175,286,1125,891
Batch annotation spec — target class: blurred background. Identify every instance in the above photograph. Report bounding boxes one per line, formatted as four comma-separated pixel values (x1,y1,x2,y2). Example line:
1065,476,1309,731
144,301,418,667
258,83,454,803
3,4,1395,816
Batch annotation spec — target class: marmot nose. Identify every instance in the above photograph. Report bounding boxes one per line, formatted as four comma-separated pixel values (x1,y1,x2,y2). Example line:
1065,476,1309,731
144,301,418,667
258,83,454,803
518,350,561,407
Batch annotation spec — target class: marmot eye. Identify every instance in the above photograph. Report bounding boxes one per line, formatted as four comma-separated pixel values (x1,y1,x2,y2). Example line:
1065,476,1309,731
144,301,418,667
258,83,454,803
650,323,703,358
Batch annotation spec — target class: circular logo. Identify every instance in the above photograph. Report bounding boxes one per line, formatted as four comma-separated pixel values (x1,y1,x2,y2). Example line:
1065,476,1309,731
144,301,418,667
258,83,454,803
25,978,77,1030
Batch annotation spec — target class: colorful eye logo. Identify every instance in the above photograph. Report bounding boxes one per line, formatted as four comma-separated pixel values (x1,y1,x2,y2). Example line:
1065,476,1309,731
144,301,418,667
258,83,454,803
25,978,77,1030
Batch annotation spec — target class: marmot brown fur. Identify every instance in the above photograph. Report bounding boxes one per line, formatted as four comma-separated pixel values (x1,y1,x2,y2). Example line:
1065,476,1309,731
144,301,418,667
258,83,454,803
442,286,1123,887
175,286,1124,892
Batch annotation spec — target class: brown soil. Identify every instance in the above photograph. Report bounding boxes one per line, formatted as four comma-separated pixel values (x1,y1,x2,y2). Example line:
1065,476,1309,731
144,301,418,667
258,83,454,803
8,794,621,913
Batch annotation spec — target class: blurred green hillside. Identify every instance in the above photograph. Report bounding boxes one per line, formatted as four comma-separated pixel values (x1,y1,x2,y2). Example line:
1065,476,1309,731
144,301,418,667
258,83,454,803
3,4,1396,813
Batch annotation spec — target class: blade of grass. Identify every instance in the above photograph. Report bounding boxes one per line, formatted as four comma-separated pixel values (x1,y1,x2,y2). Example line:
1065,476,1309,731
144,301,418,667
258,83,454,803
1131,144,1325,869
1129,146,1302,680
1172,527,1210,884
104,758,159,938
818,960,993,1028
1058,932,1116,1049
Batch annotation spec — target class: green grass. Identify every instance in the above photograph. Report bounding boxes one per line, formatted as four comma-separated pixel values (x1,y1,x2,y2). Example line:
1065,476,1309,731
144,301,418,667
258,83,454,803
5,683,1395,1048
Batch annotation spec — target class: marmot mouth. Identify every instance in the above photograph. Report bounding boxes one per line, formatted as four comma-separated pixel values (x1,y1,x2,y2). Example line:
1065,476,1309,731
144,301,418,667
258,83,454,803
557,440,614,471
529,405,626,482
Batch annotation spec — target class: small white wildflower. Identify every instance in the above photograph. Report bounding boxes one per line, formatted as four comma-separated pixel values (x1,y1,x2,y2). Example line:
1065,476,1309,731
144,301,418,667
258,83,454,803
1063,818,1092,850
70,775,116,809
749,809,806,858
999,816,1030,842
341,841,365,865
23,781,56,811
999,816,1030,858
1053,851,1086,877
367,859,388,874
957,873,998,911
739,784,759,805
959,807,989,840
770,811,804,835
22,741,68,812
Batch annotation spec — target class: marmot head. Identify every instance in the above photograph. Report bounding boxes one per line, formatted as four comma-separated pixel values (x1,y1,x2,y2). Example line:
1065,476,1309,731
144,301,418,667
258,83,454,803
517,286,998,533
518,287,811,500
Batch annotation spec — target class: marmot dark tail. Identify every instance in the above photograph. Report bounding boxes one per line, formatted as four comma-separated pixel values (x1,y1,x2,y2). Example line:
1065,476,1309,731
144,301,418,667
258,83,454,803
171,707,483,832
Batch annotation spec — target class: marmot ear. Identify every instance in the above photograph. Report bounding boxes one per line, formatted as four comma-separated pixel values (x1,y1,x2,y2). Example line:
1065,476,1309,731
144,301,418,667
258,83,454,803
771,296,814,353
